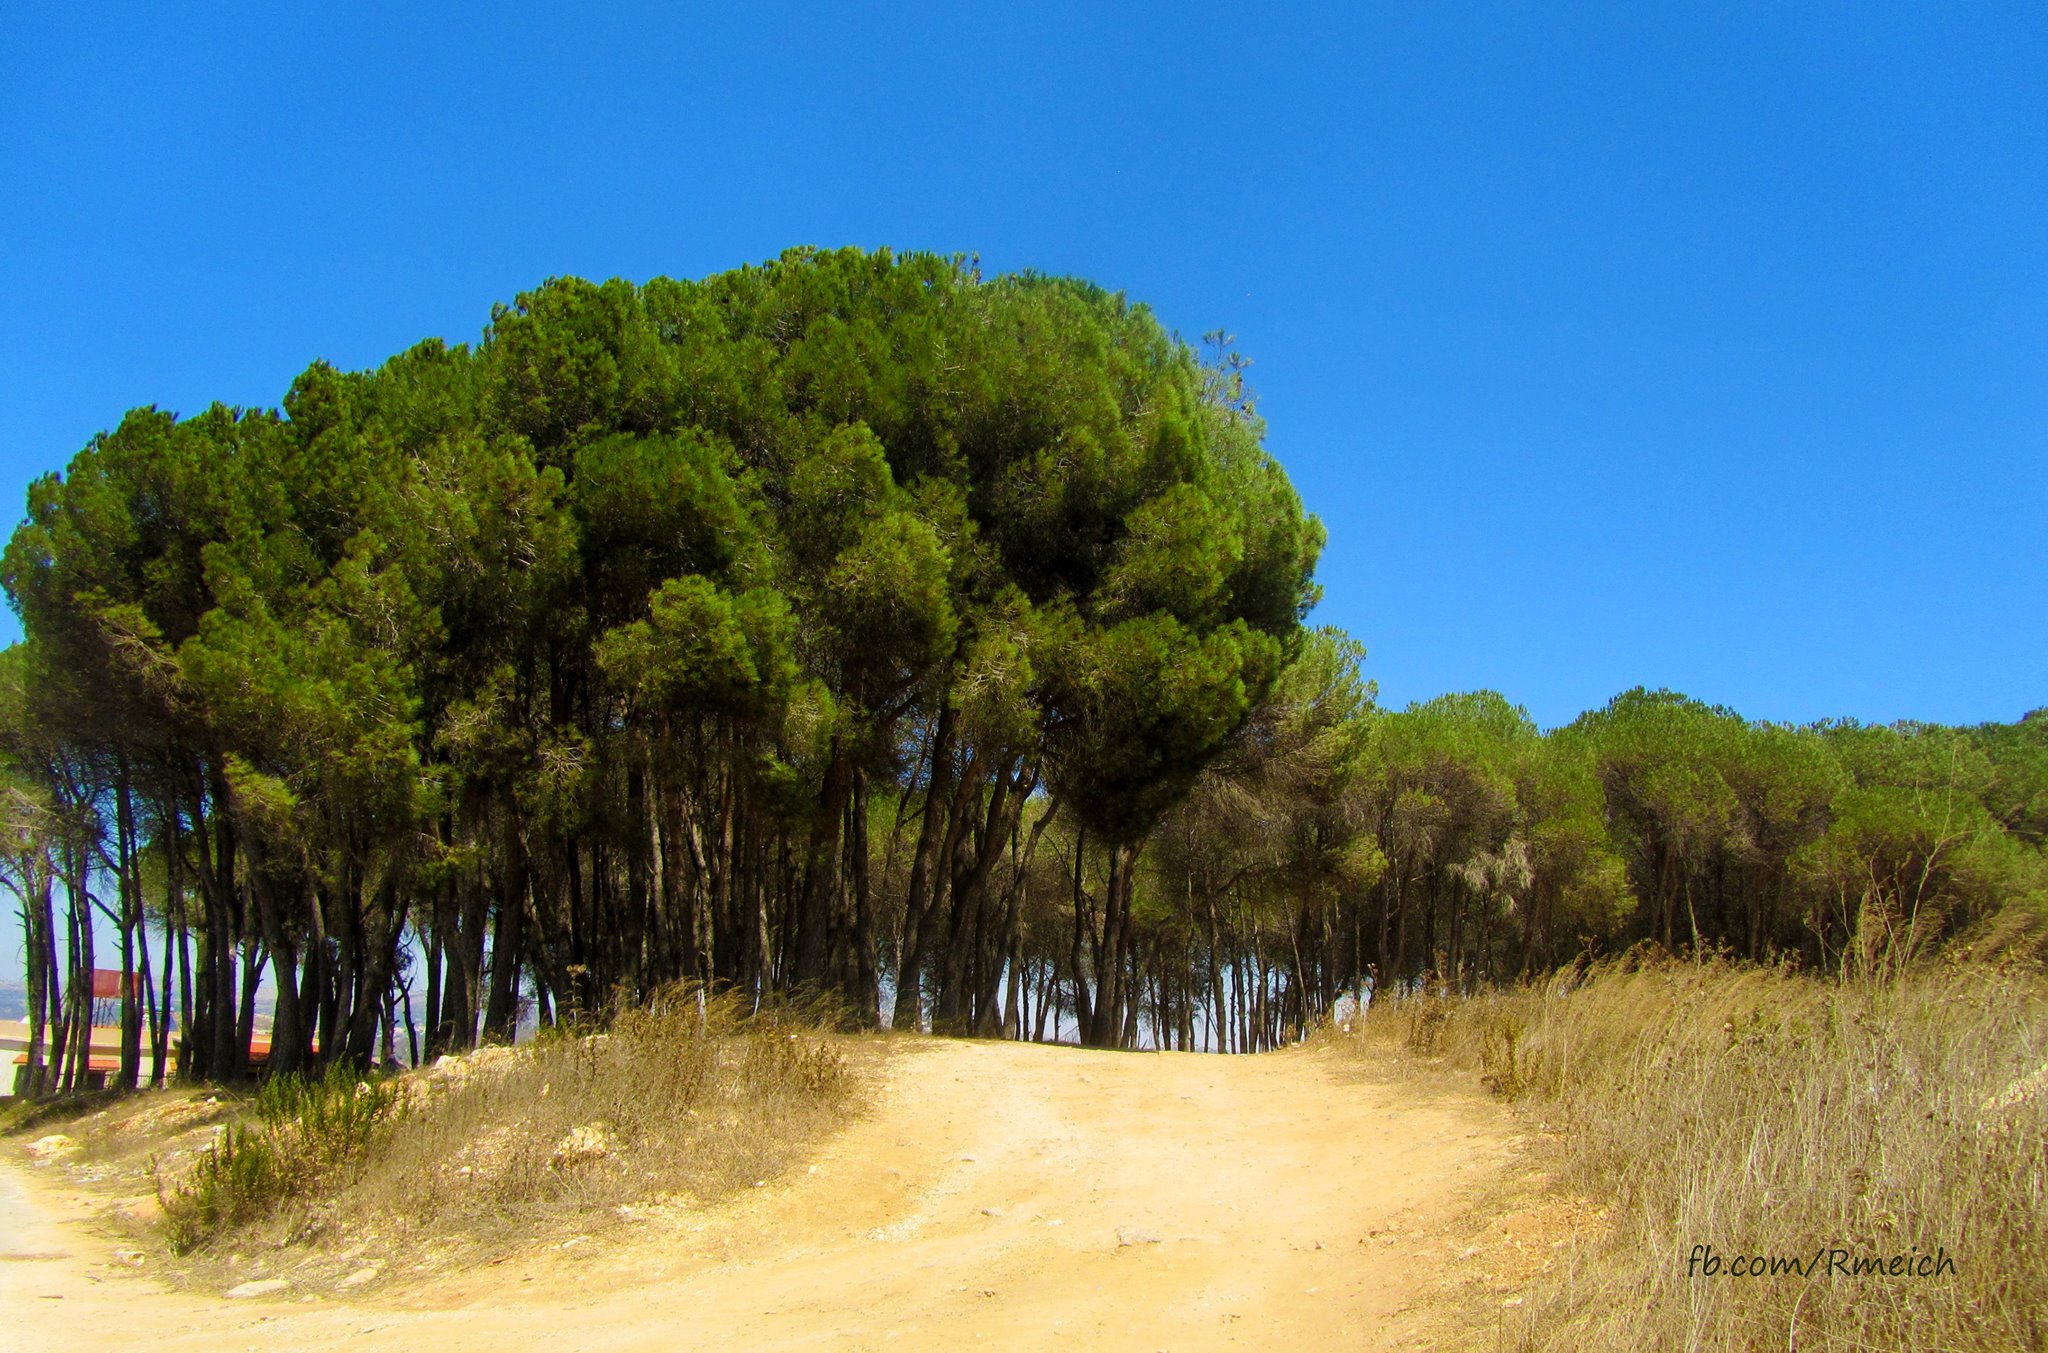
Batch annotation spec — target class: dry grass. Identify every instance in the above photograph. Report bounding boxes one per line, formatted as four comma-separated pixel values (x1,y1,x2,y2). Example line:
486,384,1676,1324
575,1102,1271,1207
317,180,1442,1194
149,984,859,1288
157,1064,404,1253
1349,953,2048,1352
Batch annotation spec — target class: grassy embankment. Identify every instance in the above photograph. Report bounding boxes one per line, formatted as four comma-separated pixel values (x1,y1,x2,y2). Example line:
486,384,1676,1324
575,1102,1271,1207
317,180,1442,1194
57,987,859,1288
1350,953,2047,1352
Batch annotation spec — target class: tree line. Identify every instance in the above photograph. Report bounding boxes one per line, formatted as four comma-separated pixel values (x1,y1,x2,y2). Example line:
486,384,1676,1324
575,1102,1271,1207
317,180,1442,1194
2,247,2041,1091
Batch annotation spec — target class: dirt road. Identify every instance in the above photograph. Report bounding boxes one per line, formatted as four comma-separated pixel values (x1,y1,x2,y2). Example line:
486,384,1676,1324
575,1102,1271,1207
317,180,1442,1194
1,1039,1528,1352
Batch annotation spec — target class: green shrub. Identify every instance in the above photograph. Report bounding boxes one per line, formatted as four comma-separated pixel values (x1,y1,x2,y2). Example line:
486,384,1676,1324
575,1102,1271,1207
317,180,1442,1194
158,1063,402,1255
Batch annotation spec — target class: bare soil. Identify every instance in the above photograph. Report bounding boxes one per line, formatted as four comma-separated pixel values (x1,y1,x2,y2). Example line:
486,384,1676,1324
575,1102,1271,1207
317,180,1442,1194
1,1038,1573,1352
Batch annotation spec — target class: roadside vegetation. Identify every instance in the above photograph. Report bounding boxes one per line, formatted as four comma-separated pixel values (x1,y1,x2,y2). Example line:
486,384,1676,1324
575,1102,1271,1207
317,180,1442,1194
142,987,856,1284
0,245,2043,1338
158,1061,402,1254
3,246,2041,1097
1352,952,2048,1352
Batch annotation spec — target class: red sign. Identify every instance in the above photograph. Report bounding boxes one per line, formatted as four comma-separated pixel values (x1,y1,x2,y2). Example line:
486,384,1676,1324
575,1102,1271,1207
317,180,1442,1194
89,969,142,999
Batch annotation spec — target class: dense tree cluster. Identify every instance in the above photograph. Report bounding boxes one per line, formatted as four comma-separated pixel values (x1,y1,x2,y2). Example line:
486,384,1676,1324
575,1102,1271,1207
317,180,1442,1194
1143,673,2046,1051
2,248,2041,1090
0,248,1318,1088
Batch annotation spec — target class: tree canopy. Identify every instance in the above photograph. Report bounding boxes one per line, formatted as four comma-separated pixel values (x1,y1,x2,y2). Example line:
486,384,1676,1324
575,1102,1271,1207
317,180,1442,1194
2,246,2041,1090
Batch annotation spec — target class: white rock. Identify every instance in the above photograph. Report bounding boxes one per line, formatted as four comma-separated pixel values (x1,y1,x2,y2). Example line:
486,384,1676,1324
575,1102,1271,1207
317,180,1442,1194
1981,1062,2048,1116
548,1123,614,1169
224,1278,290,1299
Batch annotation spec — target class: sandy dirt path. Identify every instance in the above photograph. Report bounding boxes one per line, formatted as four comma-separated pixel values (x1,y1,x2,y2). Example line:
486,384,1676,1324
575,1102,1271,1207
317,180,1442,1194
1,1039,1523,1352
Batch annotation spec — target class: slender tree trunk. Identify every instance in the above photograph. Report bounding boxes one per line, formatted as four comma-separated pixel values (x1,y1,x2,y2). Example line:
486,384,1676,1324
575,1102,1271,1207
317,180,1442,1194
483,816,528,1041
892,706,961,1032
21,869,56,1095
1067,827,1094,1038
1084,840,1142,1049
114,764,142,1090
845,769,880,1026
791,747,856,990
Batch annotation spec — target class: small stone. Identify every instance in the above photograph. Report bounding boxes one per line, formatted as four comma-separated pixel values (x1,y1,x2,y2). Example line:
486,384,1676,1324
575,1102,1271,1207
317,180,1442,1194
1116,1227,1161,1247
224,1278,290,1299
338,1267,379,1288
25,1134,77,1160
548,1123,613,1169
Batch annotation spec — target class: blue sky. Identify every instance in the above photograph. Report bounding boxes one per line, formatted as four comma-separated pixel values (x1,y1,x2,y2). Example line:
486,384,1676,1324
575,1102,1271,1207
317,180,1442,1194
1,3,2042,731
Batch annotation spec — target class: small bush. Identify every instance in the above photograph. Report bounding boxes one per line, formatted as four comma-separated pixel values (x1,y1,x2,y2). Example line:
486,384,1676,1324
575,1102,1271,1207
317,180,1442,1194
149,985,856,1275
158,1121,284,1254
1477,1008,1529,1099
158,1063,401,1255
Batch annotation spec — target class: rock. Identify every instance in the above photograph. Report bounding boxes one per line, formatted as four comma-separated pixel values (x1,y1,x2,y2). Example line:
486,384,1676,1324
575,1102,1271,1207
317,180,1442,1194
223,1278,290,1299
113,1097,228,1138
111,1249,146,1267
548,1123,614,1169
338,1267,379,1288
25,1133,77,1160
1981,1063,2048,1116
470,1045,518,1070
1116,1227,1161,1247
116,1196,162,1225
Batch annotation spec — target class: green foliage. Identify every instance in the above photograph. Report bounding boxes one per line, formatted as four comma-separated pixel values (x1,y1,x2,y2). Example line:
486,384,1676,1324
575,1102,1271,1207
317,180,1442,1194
159,1121,284,1255
3,242,2038,1078
159,1065,403,1254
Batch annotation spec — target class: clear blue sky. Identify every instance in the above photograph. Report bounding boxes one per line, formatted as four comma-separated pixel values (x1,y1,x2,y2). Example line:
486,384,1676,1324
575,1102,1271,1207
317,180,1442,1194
2,3,2042,731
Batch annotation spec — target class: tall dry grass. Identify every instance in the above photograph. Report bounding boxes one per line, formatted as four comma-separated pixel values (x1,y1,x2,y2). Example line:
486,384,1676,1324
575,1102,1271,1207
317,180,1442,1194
1357,953,2048,1351
346,986,852,1245
155,985,856,1277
